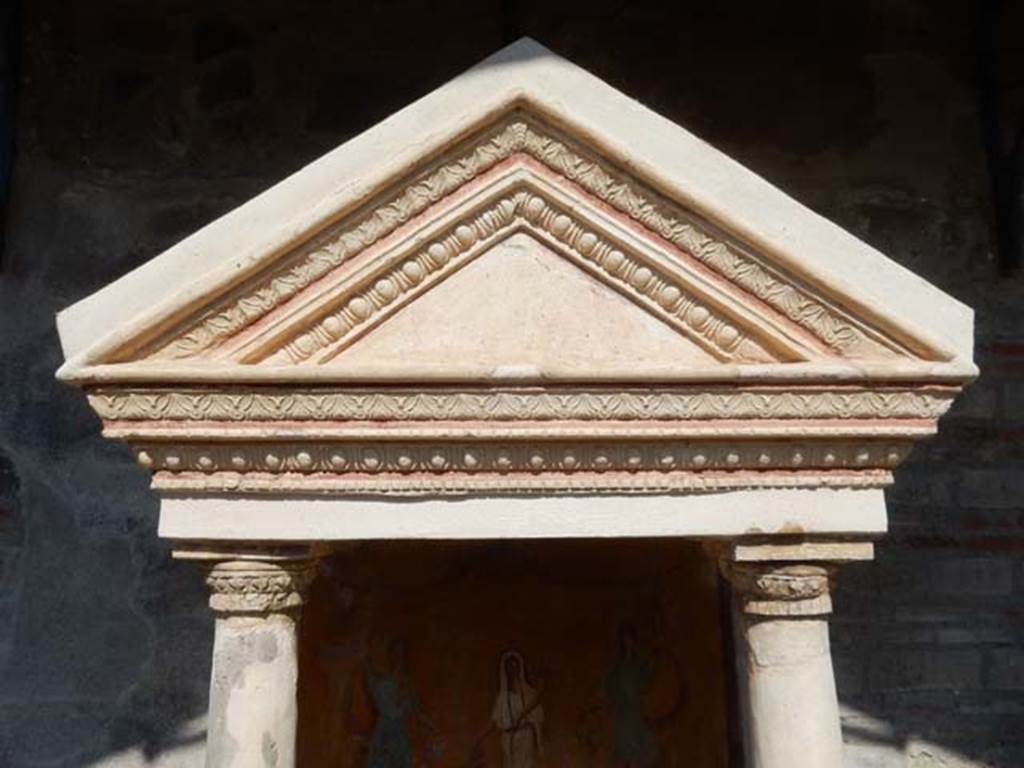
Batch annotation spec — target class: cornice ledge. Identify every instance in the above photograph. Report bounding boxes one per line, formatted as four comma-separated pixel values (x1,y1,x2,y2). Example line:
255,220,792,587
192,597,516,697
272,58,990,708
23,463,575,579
58,114,969,376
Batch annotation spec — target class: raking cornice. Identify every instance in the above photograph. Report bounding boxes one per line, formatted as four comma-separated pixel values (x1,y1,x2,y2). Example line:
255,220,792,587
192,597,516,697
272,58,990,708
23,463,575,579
56,109,973,381
55,42,976,380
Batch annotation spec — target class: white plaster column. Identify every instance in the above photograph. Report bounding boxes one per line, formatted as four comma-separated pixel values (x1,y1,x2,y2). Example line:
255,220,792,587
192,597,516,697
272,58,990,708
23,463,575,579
719,541,872,768
196,552,318,768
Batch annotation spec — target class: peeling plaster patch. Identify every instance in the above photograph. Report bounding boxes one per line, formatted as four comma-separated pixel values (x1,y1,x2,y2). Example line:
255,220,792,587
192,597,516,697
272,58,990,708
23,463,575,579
214,635,250,693
262,731,279,767
215,627,281,694
254,630,279,663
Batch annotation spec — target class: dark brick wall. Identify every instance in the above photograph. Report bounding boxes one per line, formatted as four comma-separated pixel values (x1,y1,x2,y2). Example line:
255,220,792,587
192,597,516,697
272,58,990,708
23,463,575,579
0,2,1021,766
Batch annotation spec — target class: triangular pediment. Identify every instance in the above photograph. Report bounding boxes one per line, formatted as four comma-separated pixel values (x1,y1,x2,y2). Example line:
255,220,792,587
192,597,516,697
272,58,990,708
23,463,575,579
55,39,974,386
325,232,721,378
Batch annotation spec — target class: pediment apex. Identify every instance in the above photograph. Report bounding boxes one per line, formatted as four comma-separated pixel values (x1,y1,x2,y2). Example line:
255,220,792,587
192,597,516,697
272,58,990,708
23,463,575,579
56,37,974,380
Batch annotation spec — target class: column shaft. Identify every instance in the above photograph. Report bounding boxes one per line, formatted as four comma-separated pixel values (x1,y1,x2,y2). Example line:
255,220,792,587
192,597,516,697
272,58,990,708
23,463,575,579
207,613,300,768
743,615,842,768
201,557,317,768
725,561,844,768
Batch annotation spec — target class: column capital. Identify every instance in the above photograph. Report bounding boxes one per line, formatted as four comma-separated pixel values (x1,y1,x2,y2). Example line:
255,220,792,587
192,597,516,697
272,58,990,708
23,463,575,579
174,544,323,615
712,537,873,617
202,558,318,615
722,562,835,616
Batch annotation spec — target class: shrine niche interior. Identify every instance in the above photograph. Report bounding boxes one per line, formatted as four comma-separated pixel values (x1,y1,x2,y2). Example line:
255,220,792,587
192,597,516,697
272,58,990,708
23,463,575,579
297,540,729,767
55,39,975,768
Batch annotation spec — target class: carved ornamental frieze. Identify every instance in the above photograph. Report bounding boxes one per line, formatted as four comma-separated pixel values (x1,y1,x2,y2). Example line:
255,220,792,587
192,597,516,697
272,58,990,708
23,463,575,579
55,40,975,508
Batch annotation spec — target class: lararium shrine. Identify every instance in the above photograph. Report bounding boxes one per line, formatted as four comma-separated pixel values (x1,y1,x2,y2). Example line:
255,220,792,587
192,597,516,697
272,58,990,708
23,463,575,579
54,39,976,768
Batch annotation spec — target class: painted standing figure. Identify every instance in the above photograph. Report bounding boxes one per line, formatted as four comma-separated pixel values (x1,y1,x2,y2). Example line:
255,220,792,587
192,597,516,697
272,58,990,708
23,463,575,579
491,651,544,768
605,624,659,768
365,639,414,768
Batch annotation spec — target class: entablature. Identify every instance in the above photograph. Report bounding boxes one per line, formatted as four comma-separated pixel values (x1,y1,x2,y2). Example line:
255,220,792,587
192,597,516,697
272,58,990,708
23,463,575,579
55,39,975,537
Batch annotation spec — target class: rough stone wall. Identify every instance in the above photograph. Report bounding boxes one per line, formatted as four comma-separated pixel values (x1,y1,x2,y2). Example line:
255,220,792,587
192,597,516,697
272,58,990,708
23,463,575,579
0,1,1021,766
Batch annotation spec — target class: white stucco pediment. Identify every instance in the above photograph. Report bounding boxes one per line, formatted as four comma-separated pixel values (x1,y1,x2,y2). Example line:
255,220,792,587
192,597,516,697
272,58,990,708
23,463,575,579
55,39,975,540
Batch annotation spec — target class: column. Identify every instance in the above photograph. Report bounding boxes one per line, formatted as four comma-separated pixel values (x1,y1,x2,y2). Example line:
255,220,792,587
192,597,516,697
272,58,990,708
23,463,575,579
718,541,872,768
197,552,319,768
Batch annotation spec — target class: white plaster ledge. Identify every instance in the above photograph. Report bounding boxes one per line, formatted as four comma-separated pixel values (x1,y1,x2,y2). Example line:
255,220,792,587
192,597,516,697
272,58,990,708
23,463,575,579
158,487,887,541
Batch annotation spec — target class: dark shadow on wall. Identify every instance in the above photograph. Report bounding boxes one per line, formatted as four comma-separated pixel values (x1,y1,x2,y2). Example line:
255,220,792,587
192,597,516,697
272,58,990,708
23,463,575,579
830,367,1024,766
0,1,1022,765
0,320,213,764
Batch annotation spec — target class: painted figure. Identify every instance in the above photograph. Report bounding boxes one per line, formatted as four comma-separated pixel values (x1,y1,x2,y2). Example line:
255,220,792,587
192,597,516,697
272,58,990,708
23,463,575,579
605,623,658,768
491,651,544,768
366,638,414,768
